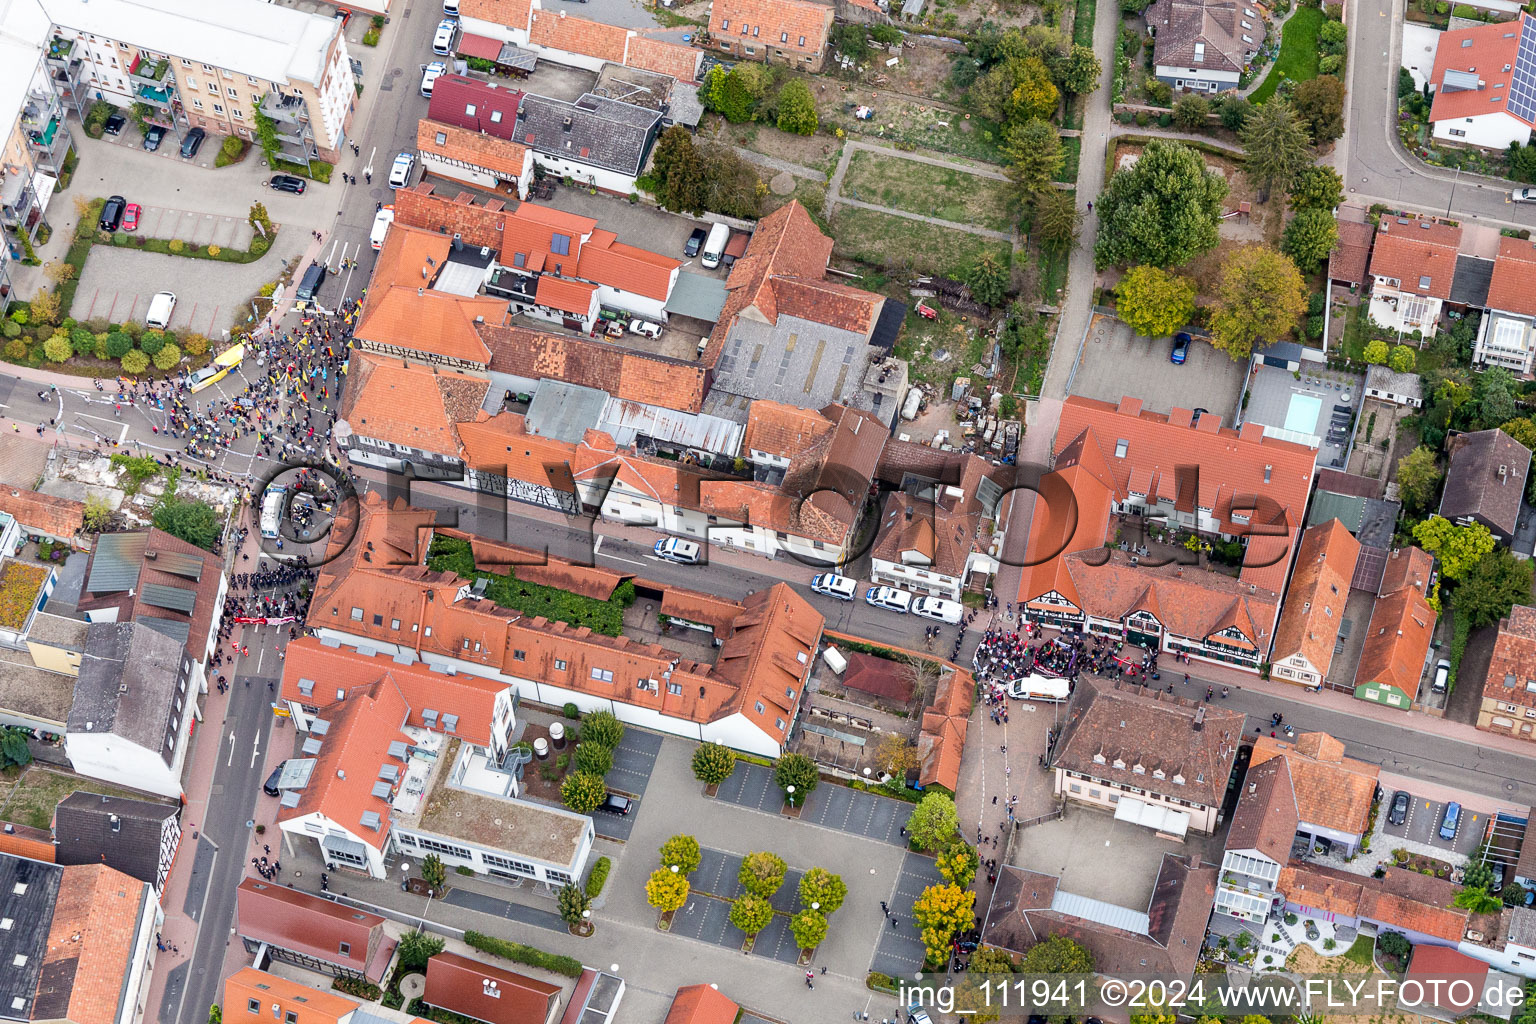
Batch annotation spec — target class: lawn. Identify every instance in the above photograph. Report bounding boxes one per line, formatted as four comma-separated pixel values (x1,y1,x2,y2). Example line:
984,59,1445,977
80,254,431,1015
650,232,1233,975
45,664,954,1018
1249,6,1324,104
0,765,145,830
1056,136,1082,185
830,205,1014,280
841,150,1017,233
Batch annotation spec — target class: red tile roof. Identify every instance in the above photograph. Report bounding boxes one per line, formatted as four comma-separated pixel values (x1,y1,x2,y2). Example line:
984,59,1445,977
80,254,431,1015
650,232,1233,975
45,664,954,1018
536,275,598,316
41,864,150,1024
426,75,525,140
418,119,531,180
626,36,703,83
529,9,630,62
1271,519,1360,681
1429,16,1532,127
841,650,917,702
576,233,679,302
458,0,534,33
707,0,832,58
664,985,740,1024
425,951,562,1024
1370,216,1463,300
222,968,362,1024
481,324,708,412
1487,235,1536,316
340,353,490,456
1329,219,1374,286
236,878,391,982
1355,582,1437,703
1250,732,1380,836
0,485,85,541
1481,604,1536,714
394,183,510,252
502,203,598,274
742,400,835,459
1407,945,1489,1011
706,200,838,364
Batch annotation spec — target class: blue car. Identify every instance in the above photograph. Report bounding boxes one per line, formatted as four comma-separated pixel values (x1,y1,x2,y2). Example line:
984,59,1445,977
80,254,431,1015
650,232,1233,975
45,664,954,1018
1171,332,1191,364
1439,801,1461,841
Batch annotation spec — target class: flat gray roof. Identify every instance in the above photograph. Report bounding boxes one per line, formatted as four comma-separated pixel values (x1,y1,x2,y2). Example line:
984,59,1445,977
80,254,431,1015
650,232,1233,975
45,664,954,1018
525,381,610,444
0,645,78,724
664,271,727,323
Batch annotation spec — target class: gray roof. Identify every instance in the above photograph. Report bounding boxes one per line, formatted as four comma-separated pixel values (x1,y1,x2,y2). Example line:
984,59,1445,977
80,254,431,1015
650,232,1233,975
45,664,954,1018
1440,427,1533,536
85,532,149,593
525,380,610,443
0,853,62,1020
54,791,179,890
148,550,205,581
140,582,197,614
664,270,728,322
712,312,875,410
0,644,77,725
1145,0,1265,74
1451,254,1495,307
515,92,661,176
139,616,192,645
1364,364,1423,402
68,622,186,764
25,611,89,651
591,63,674,112
1508,907,1536,948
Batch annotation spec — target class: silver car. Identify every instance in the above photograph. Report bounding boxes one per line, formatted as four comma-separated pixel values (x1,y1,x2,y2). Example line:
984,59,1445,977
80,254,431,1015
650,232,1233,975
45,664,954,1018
1512,188,1536,203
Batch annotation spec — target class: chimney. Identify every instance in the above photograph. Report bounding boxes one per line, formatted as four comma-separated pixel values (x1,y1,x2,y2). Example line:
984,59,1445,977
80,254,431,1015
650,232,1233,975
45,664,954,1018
562,116,572,132
1500,465,1509,483
1193,706,1206,731
1248,782,1256,794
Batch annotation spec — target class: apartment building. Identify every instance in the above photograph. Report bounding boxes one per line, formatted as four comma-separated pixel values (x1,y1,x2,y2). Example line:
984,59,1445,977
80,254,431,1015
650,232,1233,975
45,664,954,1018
40,0,356,163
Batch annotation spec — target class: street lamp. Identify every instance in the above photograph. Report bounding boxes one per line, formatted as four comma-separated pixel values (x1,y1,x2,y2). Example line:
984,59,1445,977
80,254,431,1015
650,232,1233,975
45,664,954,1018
670,864,679,874
811,902,820,912
786,784,795,807
1447,165,1462,217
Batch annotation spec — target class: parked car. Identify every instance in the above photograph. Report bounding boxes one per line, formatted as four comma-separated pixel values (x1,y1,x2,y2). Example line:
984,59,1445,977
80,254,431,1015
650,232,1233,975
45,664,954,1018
810,573,857,601
1512,188,1536,204
864,586,914,613
99,195,126,232
1170,332,1190,364
907,1004,933,1024
388,151,415,189
1388,791,1410,826
1440,801,1462,841
684,227,708,258
103,113,126,136
142,125,165,151
262,760,287,797
145,291,177,329
1492,861,1507,893
1432,658,1450,693
432,18,458,54
599,793,632,815
180,126,205,158
628,319,662,339
122,203,141,232
420,61,446,97
269,174,306,194
370,206,394,250
653,538,701,564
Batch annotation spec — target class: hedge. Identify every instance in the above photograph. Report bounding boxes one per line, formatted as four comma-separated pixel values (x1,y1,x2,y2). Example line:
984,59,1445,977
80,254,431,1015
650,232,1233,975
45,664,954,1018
271,157,334,184
462,931,583,978
426,534,633,636
585,856,611,898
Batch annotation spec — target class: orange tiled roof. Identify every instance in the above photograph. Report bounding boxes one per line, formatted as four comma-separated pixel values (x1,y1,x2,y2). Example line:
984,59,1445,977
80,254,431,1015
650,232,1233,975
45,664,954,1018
223,968,362,1024
1378,546,1435,599
0,485,84,540
529,9,629,63
458,0,534,32
456,412,587,491
1249,732,1379,836
1429,16,1531,126
742,400,835,460
502,202,598,274
394,183,510,252
870,491,977,579
341,353,490,456
1361,886,1469,943
1271,519,1360,680
1277,864,1363,917
1328,219,1374,286
576,233,679,302
1369,217,1463,299
665,984,741,1024
1485,604,1536,713
417,119,531,180
354,288,506,364
706,200,835,362
480,323,708,412
1016,436,1118,613
768,278,882,333
1355,586,1437,702
1488,235,1536,317
626,35,703,82
0,823,55,861
707,0,832,57
536,275,598,315
41,864,150,1024
363,220,452,317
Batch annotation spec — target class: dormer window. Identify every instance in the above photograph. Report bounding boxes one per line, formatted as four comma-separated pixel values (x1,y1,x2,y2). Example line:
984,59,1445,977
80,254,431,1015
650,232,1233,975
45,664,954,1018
1093,752,1107,764
1152,768,1165,780
1132,763,1146,775
1112,757,1126,769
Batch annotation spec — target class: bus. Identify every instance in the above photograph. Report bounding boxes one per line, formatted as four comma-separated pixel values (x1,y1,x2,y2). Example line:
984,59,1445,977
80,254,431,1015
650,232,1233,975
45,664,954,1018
260,485,287,539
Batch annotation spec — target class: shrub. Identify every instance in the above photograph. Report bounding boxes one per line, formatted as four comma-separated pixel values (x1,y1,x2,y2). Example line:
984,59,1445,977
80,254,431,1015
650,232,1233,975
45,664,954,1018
249,235,270,257
219,135,242,158
42,333,71,363
581,710,625,749
573,741,613,777
1,321,19,339
332,977,381,1001
562,702,580,719
181,332,209,356
70,327,95,356
585,856,611,898
152,342,181,370
138,329,165,355
560,771,606,813
461,932,583,976
4,338,25,361
168,239,185,253
120,349,149,374
692,742,737,785
105,331,132,358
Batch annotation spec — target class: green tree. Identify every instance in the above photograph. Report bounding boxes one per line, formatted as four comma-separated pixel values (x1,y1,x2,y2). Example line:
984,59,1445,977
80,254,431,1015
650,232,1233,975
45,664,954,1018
700,64,727,111
1412,516,1496,580
0,730,31,769
1389,344,1417,373
561,770,607,813
1002,118,1063,202
556,883,591,926
1209,245,1307,360
1288,165,1344,210
691,742,737,785
1019,934,1096,973
1396,446,1443,515
798,867,848,914
1095,140,1227,267
120,349,149,374
1172,93,1210,132
659,834,702,874
209,1006,222,1024
82,495,113,532
1059,44,1102,95
1363,339,1390,365
1240,99,1313,197
1469,366,1518,429
775,79,818,135
105,331,132,358
972,948,1018,973
1454,549,1535,629
729,894,775,937
1454,887,1502,913
574,741,613,777
1116,265,1196,338
773,752,818,805
396,930,445,970
420,852,447,892
152,342,181,371
151,497,220,550
935,841,979,888
905,791,959,851
650,125,705,214
1464,860,1496,891
717,65,767,122
1010,56,1060,121
738,851,788,898
1502,417,1536,451
912,883,976,966
43,333,71,363
581,710,624,749
70,327,95,357
1294,75,1346,143
1281,208,1338,271
1377,931,1412,959
646,867,689,913
1034,186,1081,252
138,329,165,355
967,252,1010,307
790,909,828,950
1217,94,1253,131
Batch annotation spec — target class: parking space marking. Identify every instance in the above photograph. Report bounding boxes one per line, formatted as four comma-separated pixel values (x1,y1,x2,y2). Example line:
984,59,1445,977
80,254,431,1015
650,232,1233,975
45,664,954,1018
869,852,944,976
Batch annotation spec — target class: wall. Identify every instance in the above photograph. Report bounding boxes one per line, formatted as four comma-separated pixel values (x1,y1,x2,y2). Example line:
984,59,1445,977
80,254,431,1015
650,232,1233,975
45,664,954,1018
596,284,666,322
421,155,500,191
526,41,608,73
461,15,531,46
278,811,389,878
1152,64,1240,91
1271,655,1320,688
1460,937,1536,979
123,882,162,1024
870,556,962,600
391,822,592,885
1054,768,1218,832
1434,112,1532,151
64,733,180,799
531,153,638,196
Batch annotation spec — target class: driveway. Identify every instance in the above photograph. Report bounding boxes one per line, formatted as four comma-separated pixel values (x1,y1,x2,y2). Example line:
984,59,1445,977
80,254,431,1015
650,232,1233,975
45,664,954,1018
1068,313,1247,421
540,185,726,279
591,727,662,842
713,762,910,847
123,205,256,249
870,852,944,976
72,233,306,335
1378,791,1484,859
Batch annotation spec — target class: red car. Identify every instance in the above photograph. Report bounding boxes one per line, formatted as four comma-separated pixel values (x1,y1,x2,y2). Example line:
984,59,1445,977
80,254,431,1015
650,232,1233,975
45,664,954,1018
122,203,141,232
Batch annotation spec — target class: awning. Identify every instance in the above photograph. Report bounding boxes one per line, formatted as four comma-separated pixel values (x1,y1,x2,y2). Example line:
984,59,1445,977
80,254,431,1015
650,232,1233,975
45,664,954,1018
1112,795,1190,838
458,32,503,60
496,42,538,71
214,343,246,367
30,172,56,218
664,271,728,322
321,833,370,860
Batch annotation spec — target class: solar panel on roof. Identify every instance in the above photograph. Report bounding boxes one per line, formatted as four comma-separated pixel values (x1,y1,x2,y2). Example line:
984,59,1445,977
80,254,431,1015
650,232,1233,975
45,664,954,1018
140,583,197,614
139,616,192,644
86,532,149,593
1511,15,1536,122
278,758,316,789
312,719,331,735
149,550,205,581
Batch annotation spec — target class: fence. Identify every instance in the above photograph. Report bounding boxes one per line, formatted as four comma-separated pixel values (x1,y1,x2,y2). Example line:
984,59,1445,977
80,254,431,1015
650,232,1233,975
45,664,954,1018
1012,806,1064,831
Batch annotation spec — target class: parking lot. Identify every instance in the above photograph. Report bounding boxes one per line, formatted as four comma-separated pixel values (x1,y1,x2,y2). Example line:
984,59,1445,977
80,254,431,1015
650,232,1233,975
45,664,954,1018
869,852,945,976
664,845,808,963
591,727,662,842
1069,312,1247,420
1379,790,1487,857
108,204,256,250
713,762,909,847
541,184,729,281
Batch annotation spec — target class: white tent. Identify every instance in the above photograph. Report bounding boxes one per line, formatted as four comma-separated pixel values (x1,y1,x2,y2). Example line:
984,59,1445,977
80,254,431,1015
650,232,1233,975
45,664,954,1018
1113,795,1190,839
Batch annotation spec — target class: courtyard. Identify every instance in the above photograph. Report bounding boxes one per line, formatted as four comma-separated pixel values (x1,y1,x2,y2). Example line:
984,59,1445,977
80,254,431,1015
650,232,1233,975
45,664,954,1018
1068,313,1247,419
1241,362,1363,471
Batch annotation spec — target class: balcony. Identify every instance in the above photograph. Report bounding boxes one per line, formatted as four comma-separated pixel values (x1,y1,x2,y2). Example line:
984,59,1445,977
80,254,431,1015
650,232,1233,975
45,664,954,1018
130,53,170,84
44,36,73,65
26,117,64,156
260,90,311,125
136,82,176,107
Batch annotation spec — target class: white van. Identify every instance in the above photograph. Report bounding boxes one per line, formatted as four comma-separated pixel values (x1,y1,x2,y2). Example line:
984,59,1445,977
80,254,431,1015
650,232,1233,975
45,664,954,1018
388,151,416,189
700,222,730,269
810,573,857,601
420,61,446,97
145,291,177,329
864,586,913,613
370,206,394,250
443,0,459,15
912,596,964,624
1432,658,1450,693
1007,674,1071,702
432,18,458,55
